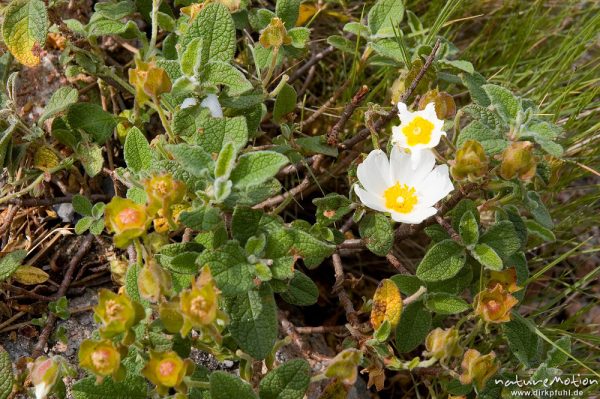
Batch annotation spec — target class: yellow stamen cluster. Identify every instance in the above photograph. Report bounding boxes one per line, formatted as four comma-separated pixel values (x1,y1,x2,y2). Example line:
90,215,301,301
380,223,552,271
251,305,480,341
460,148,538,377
402,116,434,146
383,183,418,214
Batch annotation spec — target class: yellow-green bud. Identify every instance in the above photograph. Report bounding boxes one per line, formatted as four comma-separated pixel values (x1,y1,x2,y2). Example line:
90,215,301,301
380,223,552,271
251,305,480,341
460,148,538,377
324,348,362,385
138,260,172,302
459,349,499,390
128,58,172,105
259,18,292,49
499,141,537,181
94,289,144,338
142,351,193,395
30,356,60,399
450,140,489,181
424,327,462,362
104,197,150,248
144,174,186,217
79,339,123,380
418,89,456,119
179,267,220,336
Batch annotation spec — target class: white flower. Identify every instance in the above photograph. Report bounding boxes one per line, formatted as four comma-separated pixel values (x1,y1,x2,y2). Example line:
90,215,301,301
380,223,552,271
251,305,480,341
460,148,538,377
35,382,50,399
200,94,223,118
392,102,446,165
354,147,454,224
181,94,223,118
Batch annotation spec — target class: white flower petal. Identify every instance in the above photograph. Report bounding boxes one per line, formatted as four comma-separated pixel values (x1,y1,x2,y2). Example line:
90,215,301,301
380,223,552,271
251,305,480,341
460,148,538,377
390,206,437,224
35,383,49,399
405,149,436,186
393,102,446,151
417,164,454,207
354,186,387,213
391,125,408,148
389,145,413,183
357,149,391,195
181,97,197,109
200,94,223,118
397,102,412,122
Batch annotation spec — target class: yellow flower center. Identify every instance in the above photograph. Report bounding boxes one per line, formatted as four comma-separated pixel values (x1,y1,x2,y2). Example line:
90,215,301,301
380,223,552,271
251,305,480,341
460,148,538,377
91,348,112,370
383,183,418,214
105,300,124,320
190,296,208,318
118,208,141,225
158,360,176,377
402,116,434,146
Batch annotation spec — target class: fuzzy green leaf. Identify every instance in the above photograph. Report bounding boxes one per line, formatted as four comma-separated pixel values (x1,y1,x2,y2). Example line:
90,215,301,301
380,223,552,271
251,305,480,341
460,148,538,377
210,371,258,399
275,0,301,28
273,83,297,124
67,103,118,144
195,116,249,154
259,359,311,399
525,219,556,242
479,221,521,259
359,213,393,256
181,3,236,65
545,336,571,368
280,270,319,306
289,228,335,268
425,293,470,315
231,151,289,189
39,87,78,124
124,127,152,173
179,207,222,232
503,314,541,368
367,0,404,36
416,240,466,282
0,346,14,399
458,210,479,248
471,243,503,271
204,61,253,96
482,84,522,123
395,301,431,353
197,241,254,296
72,374,147,399
167,143,213,177
526,191,553,229
72,194,93,216
457,120,507,156
75,216,94,234
76,142,104,177
226,285,278,360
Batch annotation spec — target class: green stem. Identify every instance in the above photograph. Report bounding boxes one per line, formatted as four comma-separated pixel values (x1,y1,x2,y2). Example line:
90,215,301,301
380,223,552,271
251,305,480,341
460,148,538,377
147,0,161,59
0,158,73,205
152,96,175,142
262,46,280,89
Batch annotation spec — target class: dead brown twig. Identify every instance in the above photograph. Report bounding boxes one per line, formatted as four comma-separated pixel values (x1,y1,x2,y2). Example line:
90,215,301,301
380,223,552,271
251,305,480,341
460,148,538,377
327,85,370,146
32,234,94,358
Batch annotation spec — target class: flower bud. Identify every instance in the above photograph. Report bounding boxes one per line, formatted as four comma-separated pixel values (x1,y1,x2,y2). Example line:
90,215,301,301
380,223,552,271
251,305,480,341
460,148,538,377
259,18,292,49
473,284,518,324
144,174,186,217
30,356,59,399
499,141,537,181
181,4,204,20
179,267,220,336
138,260,172,302
459,349,498,390
450,140,489,181
325,348,362,385
128,58,172,105
78,339,123,380
487,267,520,293
424,327,462,362
418,89,456,119
142,350,193,395
94,289,144,338
109,257,128,286
104,197,150,248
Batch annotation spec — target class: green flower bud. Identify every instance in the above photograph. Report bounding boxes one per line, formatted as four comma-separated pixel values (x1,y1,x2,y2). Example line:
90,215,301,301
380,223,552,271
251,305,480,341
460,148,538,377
324,348,362,385
94,289,144,338
104,197,150,248
179,267,220,336
459,349,499,390
450,140,489,181
30,356,60,399
79,339,124,381
424,327,462,362
138,260,172,302
144,174,186,217
418,89,456,119
499,141,537,181
109,257,128,286
142,351,193,395
259,18,292,49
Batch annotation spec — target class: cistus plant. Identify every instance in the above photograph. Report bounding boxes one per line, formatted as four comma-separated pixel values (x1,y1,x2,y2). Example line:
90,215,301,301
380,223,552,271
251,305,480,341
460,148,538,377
0,0,596,398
